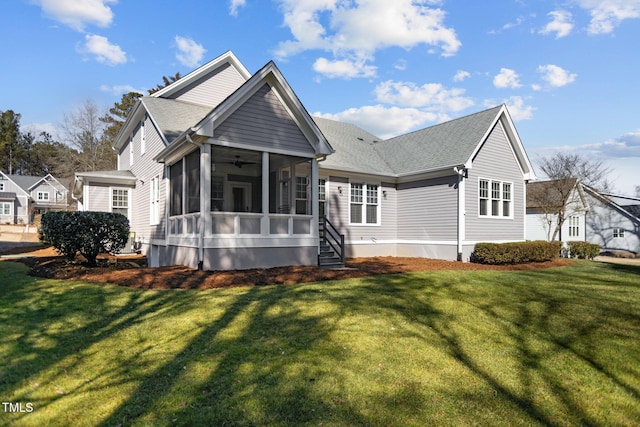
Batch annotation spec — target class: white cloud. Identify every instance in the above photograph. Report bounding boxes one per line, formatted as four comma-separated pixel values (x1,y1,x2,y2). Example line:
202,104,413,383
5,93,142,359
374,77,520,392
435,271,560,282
33,0,116,31
80,34,126,65
313,56,377,79
23,122,60,140
175,36,206,68
569,129,640,158
489,16,525,34
229,0,246,16
374,80,474,113
540,10,574,38
453,70,470,82
316,105,439,139
273,0,461,71
99,84,145,95
537,64,577,87
493,68,522,89
576,0,640,34
394,59,408,71
486,96,534,121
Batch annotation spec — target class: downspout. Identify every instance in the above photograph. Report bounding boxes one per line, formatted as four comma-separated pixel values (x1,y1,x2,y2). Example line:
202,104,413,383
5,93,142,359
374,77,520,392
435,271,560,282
454,166,467,261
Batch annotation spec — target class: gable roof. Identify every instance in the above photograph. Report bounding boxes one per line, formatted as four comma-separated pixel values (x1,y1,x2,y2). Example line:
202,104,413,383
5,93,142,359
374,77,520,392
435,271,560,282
155,61,333,164
315,104,534,180
313,117,394,175
141,97,212,143
5,174,40,193
115,51,251,150
527,178,580,209
584,186,640,223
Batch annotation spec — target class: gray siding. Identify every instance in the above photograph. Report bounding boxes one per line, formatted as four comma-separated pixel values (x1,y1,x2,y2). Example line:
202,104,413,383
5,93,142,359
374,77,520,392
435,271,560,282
87,183,111,212
324,173,397,244
30,179,68,209
397,176,458,241
465,122,525,241
215,84,315,155
128,115,167,241
170,63,246,108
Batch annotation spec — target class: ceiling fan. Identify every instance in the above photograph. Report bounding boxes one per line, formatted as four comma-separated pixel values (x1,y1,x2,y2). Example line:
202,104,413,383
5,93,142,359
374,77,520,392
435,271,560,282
226,155,258,168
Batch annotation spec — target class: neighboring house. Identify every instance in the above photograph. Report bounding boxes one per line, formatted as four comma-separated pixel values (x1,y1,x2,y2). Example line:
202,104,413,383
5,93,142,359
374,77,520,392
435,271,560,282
525,179,640,255
0,172,69,224
525,178,589,243
582,186,640,254
73,51,536,270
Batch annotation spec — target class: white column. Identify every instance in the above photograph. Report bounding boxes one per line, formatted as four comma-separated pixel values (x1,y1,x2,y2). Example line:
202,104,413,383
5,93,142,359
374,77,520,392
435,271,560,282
201,144,211,236
262,152,269,236
311,158,319,238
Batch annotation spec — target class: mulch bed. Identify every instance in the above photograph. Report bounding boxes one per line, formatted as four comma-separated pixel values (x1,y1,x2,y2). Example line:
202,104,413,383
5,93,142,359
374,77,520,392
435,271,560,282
1,245,574,290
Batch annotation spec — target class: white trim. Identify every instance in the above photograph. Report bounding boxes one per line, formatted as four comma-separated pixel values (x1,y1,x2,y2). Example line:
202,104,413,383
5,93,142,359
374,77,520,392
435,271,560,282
478,177,514,219
0,201,12,216
140,119,146,156
348,181,381,226
209,139,316,159
110,187,131,219
167,235,317,249
37,191,50,201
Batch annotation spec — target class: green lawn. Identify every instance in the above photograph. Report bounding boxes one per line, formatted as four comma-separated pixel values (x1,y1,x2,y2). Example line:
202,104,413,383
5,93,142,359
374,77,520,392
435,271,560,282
1,260,639,426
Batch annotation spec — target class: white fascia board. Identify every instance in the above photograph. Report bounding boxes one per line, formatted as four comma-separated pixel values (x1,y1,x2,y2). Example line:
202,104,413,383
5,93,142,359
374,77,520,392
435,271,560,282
113,100,144,151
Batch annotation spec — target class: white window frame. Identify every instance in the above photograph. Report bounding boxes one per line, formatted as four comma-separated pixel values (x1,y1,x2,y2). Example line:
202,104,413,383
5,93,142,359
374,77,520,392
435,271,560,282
349,182,380,225
295,175,309,214
129,136,134,166
140,120,146,156
318,178,328,218
37,191,50,201
111,188,130,219
0,202,11,216
150,176,160,225
568,215,580,237
478,178,513,218
613,228,625,238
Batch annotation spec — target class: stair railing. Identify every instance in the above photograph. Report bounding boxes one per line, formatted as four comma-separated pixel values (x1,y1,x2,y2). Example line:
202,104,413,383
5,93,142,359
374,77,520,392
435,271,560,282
320,215,345,265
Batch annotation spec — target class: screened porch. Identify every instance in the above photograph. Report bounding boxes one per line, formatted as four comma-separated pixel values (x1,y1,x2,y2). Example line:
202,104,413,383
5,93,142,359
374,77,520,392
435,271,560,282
167,144,317,238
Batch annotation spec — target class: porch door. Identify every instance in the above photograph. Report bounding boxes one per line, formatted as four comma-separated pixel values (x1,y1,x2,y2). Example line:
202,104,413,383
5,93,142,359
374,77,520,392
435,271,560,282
231,183,251,212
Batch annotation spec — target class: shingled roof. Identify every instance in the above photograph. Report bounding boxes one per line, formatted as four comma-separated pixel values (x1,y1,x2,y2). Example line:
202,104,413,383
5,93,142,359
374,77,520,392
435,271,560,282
526,178,579,209
313,105,506,177
141,97,212,143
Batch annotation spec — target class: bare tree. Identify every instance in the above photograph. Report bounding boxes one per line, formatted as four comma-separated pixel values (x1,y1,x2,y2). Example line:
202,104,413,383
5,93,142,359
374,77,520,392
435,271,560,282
61,100,116,172
532,153,611,241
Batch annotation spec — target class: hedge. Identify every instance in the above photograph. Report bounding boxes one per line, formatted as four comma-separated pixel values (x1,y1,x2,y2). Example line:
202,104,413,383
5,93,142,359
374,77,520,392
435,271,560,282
40,211,130,266
471,241,562,265
567,241,601,260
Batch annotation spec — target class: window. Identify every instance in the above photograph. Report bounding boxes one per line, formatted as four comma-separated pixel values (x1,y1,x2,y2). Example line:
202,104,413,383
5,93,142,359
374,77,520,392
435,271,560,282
479,179,513,217
129,136,134,166
211,176,224,211
479,180,489,216
112,189,129,218
318,179,327,218
613,228,625,238
295,176,309,214
150,176,160,225
0,202,11,216
350,183,379,224
568,216,580,237
37,191,50,201
366,184,379,224
140,120,146,155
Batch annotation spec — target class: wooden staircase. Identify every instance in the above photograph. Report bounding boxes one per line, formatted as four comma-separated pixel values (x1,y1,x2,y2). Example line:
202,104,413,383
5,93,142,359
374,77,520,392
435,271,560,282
318,216,345,268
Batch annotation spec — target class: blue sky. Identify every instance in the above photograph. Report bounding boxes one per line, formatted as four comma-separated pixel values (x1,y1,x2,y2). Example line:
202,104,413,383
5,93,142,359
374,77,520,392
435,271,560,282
2,0,639,194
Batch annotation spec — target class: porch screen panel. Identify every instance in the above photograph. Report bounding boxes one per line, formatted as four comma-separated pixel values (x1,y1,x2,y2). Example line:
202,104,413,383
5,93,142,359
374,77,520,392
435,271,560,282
186,150,200,214
170,161,183,216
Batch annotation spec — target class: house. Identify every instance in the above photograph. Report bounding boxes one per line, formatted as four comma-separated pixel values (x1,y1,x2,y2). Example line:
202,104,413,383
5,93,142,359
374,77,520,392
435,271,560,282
73,51,536,270
525,179,640,255
0,172,69,224
525,178,589,243
582,186,640,255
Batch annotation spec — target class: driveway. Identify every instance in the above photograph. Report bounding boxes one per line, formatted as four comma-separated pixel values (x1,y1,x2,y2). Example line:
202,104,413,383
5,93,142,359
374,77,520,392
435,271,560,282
0,225,41,252
594,256,640,266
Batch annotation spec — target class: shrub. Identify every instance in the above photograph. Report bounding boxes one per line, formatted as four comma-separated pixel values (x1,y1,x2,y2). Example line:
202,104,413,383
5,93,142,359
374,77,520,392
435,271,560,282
567,241,601,260
471,241,562,265
40,211,130,266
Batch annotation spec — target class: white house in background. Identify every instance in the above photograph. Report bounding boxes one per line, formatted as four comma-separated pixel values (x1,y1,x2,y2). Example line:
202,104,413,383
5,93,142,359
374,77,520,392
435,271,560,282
582,186,640,255
526,178,589,243
525,179,640,255
73,51,536,270
0,172,69,224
